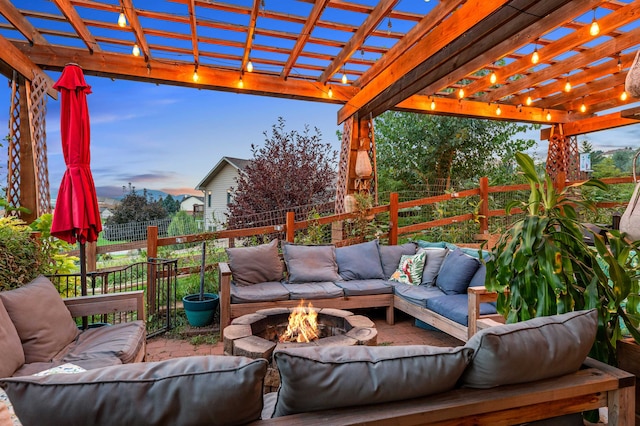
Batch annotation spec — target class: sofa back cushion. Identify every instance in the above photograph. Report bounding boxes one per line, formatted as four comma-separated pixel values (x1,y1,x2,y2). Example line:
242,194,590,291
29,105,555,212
283,244,340,283
435,249,480,295
461,309,597,388
419,247,449,286
1,355,268,426
271,345,473,417
0,298,25,377
226,239,283,286
335,240,385,280
0,276,79,363
378,242,417,279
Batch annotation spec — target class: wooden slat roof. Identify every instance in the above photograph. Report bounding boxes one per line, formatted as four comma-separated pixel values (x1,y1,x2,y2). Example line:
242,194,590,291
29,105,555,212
1,0,640,135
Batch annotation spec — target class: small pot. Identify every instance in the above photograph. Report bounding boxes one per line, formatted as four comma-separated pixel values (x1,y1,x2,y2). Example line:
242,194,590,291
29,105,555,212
182,293,219,327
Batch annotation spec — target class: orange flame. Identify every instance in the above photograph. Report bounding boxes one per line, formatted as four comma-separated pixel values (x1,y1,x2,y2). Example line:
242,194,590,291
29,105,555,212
279,300,319,343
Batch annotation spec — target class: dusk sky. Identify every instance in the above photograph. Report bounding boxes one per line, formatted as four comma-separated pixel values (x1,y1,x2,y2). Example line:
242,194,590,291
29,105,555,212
1,72,639,201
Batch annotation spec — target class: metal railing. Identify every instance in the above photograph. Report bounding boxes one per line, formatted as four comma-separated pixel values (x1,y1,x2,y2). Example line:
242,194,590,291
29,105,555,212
49,258,178,338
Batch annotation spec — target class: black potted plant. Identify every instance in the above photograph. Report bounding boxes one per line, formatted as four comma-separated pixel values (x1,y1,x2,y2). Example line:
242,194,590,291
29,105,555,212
182,241,219,327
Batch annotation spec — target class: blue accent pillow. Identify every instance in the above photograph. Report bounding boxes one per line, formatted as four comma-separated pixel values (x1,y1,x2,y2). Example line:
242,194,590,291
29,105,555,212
436,249,480,295
335,240,385,281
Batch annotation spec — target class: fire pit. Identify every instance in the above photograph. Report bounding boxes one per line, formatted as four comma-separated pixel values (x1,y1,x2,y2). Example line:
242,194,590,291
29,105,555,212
223,303,377,392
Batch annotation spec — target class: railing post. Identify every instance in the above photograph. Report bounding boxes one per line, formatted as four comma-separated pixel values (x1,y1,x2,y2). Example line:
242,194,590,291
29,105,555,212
87,241,97,272
389,192,399,245
286,212,295,243
146,226,158,313
479,176,489,235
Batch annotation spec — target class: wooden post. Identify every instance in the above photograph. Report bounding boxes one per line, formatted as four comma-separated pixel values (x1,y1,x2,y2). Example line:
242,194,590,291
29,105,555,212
146,226,158,313
286,212,295,243
87,241,97,272
479,176,489,235
389,192,399,245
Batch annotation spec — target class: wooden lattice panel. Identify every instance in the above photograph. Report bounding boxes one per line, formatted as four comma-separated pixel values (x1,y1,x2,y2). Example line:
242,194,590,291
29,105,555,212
546,125,580,183
28,72,51,215
6,72,22,213
334,116,353,214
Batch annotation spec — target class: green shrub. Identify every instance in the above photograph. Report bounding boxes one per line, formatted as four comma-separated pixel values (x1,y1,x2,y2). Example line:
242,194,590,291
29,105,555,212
0,216,48,290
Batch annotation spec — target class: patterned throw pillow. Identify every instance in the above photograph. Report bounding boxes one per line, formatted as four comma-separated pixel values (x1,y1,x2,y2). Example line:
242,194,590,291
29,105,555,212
390,251,426,285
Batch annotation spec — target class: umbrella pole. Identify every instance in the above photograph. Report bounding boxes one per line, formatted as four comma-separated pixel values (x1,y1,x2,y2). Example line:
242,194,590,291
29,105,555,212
80,241,88,329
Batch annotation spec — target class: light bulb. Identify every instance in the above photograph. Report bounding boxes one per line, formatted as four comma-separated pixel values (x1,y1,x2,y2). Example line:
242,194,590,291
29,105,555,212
458,88,464,99
531,49,539,64
132,44,140,57
238,76,244,88
341,73,348,84
430,99,436,110
246,60,253,73
526,96,532,106
118,11,127,28
580,103,587,113
621,90,628,101
496,105,502,116
546,111,552,121
192,67,199,82
564,80,571,92
328,87,333,98
590,20,600,36
490,71,497,85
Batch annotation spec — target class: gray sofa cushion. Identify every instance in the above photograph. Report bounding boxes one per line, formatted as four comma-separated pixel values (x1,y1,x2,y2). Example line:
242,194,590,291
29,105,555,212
12,358,123,377
283,244,340,283
230,281,289,303
392,282,445,307
0,298,24,378
0,276,79,363
425,294,496,326
226,239,283,286
378,242,417,279
419,247,449,285
436,249,480,295
1,356,268,426
57,321,146,364
282,282,344,299
335,240,385,280
334,279,393,296
468,263,487,288
462,309,598,388
271,345,473,417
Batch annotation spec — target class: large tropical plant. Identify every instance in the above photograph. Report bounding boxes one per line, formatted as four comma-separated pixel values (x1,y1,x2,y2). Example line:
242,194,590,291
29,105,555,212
485,153,640,364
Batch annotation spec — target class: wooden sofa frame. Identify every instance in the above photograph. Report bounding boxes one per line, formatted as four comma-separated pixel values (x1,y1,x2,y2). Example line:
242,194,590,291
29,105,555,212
252,358,635,425
63,290,147,363
218,263,395,333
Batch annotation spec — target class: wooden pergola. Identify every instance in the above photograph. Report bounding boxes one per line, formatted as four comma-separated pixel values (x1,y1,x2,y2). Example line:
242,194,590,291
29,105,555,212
1,0,640,218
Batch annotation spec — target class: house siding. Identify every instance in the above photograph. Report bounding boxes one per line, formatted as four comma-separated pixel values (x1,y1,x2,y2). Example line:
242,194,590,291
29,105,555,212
202,163,241,230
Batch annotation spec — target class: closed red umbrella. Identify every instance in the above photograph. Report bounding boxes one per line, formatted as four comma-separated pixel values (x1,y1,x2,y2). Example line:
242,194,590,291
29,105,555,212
51,63,102,297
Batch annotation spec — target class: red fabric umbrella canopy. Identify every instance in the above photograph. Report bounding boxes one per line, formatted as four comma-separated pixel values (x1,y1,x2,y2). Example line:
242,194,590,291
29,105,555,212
51,64,102,244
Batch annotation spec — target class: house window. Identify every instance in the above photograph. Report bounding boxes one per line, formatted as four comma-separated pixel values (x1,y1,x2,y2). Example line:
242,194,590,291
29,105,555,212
226,190,232,205
207,191,211,207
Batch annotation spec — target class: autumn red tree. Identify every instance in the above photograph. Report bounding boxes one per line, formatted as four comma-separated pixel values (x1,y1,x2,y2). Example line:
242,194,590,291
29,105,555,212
227,118,337,228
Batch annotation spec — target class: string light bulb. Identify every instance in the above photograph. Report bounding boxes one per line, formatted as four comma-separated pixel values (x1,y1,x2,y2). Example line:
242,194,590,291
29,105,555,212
546,111,552,121
564,78,571,92
192,64,199,83
132,44,140,57
246,60,253,73
590,9,600,36
531,46,539,64
118,9,127,27
458,88,465,99
526,95,532,106
328,86,333,98
342,72,348,85
618,55,623,71
490,70,497,85
580,102,587,113
430,98,436,110
621,90,628,101
238,76,244,88
496,105,502,116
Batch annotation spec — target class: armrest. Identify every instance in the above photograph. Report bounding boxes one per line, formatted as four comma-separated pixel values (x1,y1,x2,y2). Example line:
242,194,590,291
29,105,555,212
467,286,502,339
63,290,145,321
219,262,232,332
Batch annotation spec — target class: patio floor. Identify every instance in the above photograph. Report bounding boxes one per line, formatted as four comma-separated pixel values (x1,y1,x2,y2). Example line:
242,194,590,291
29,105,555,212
145,309,464,362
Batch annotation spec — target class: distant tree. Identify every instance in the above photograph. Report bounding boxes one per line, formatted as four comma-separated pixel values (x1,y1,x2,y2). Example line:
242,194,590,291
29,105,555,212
227,118,337,228
374,111,537,190
592,157,625,178
167,211,197,237
612,149,634,174
162,195,180,215
103,189,168,240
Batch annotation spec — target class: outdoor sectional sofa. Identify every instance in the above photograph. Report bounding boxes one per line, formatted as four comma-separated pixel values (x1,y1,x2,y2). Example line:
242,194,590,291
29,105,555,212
219,239,501,341
0,309,634,425
0,275,147,379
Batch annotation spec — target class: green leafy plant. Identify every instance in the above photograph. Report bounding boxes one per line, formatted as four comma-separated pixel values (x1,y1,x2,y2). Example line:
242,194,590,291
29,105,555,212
0,216,48,290
486,152,640,365
29,213,78,275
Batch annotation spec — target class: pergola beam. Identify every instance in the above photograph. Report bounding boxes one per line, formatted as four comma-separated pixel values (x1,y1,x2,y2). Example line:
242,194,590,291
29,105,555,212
0,0,49,46
187,0,199,66
121,0,150,61
51,0,101,53
0,35,57,99
541,111,639,138
240,0,260,74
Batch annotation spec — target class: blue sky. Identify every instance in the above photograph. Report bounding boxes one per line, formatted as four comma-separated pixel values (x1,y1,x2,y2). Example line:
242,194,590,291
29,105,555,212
0,74,343,199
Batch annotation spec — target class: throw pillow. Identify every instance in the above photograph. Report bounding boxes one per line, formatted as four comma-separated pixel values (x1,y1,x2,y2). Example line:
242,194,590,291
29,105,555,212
0,276,79,364
272,345,473,417
282,244,341,283
226,239,283,286
419,247,449,286
1,356,268,426
435,249,480,295
461,309,598,388
378,242,417,279
335,240,385,280
416,240,447,249
390,251,426,285
0,388,20,426
0,298,25,378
